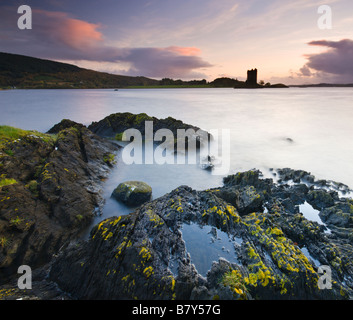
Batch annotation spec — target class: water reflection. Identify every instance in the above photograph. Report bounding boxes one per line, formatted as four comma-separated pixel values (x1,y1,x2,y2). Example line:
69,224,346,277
181,222,241,277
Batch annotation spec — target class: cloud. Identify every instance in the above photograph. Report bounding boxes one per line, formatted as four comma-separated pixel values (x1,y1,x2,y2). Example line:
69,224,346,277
33,9,104,50
298,65,312,77
298,39,353,83
0,7,212,79
120,47,212,78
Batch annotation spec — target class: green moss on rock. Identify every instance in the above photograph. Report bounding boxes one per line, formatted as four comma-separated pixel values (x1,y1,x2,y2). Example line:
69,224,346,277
112,181,152,206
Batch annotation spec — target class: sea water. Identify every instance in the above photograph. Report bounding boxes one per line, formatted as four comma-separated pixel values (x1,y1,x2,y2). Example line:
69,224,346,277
1,87,353,221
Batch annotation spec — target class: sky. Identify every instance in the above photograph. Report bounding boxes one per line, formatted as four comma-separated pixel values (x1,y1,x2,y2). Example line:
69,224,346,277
1,0,353,84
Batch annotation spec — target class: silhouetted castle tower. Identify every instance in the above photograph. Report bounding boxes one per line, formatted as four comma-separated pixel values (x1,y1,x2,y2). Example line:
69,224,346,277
246,68,258,85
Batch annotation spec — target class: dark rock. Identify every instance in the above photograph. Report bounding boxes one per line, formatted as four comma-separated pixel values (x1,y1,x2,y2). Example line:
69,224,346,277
320,201,353,228
3,143,353,301
87,112,210,148
112,181,152,206
237,185,264,214
47,119,85,134
276,168,313,183
49,170,353,300
0,264,70,300
307,190,335,210
0,121,119,284
216,170,269,215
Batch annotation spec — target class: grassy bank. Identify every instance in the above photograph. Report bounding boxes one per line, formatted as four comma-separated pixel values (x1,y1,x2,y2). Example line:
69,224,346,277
0,125,57,150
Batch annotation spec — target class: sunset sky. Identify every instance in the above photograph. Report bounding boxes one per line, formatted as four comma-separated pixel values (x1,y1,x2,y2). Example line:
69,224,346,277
1,0,353,84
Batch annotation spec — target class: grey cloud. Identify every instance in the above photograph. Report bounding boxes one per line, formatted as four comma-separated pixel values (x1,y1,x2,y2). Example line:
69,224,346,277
119,47,212,78
301,39,353,81
0,7,212,78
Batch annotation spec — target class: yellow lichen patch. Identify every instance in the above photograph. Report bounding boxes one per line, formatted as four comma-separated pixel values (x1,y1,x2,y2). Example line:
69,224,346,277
170,197,183,213
279,278,288,295
266,227,284,237
115,237,128,258
97,220,106,231
202,204,236,226
243,244,276,288
139,246,152,262
104,232,113,241
221,269,247,300
92,221,105,239
143,266,154,278
40,162,57,182
242,213,319,293
110,216,121,227
146,210,164,228
101,227,108,237
122,274,130,282
0,288,16,300
226,205,240,223
93,217,125,240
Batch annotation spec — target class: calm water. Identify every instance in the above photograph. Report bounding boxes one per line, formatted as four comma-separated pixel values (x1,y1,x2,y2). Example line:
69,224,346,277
181,222,242,276
1,88,353,223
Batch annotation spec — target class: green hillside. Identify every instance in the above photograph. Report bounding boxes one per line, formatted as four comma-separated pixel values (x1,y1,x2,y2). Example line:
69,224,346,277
0,52,159,89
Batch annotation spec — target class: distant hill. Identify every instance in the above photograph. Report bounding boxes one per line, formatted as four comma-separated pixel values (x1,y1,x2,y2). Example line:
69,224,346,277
289,83,353,88
0,52,159,89
0,52,293,90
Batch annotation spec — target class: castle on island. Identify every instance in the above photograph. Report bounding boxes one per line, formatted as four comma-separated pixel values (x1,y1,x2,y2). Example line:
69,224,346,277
233,68,288,89
246,68,258,86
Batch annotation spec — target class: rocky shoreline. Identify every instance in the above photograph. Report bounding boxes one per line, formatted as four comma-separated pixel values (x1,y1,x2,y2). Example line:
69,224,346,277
47,169,353,300
1,114,353,300
0,121,119,285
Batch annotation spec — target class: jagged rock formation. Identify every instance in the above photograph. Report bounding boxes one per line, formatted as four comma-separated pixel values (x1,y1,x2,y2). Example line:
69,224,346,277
88,112,210,149
1,115,352,300
0,122,119,283
49,169,353,300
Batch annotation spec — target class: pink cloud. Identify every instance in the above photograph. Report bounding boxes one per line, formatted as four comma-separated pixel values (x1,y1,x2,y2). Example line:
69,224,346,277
0,7,212,79
166,46,202,56
33,9,104,50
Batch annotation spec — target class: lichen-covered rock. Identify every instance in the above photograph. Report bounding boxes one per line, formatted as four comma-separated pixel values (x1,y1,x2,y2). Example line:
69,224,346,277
49,170,353,300
320,202,353,228
112,181,152,206
88,112,207,138
0,122,119,284
87,112,210,149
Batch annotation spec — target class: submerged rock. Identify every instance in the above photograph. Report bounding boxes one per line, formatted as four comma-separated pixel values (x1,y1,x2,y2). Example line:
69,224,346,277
112,181,152,206
49,169,353,300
